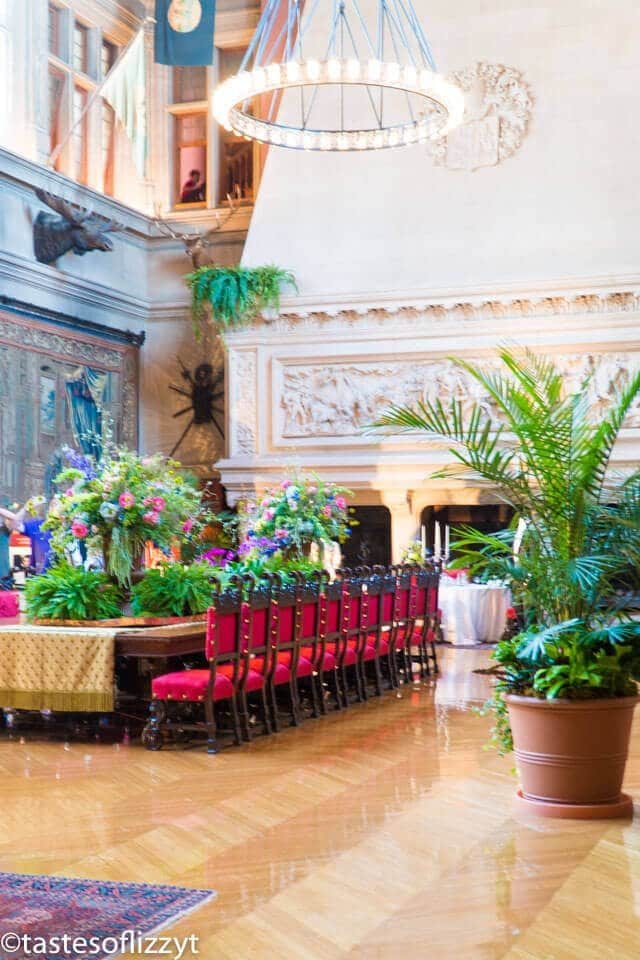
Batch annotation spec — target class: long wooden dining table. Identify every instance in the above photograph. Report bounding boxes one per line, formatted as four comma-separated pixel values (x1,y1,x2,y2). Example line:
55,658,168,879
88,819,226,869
0,618,207,713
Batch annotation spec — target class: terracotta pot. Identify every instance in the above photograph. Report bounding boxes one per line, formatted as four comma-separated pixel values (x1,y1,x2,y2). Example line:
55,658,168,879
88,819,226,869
506,694,639,819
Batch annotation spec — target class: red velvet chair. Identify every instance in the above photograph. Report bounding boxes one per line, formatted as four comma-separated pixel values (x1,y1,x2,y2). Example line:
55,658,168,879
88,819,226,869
294,571,343,715
337,572,379,702
235,577,276,740
144,582,246,753
390,565,414,684
364,568,398,691
261,576,315,729
318,579,351,709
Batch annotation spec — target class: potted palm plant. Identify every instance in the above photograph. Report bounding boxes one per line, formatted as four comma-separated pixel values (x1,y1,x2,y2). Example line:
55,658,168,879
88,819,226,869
375,348,640,818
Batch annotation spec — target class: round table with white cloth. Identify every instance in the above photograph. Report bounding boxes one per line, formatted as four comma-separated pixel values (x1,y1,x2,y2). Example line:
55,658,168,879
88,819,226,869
438,582,511,645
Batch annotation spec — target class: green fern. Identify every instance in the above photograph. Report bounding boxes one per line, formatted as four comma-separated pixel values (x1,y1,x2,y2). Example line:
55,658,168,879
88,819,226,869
25,563,123,621
186,264,297,332
131,562,218,617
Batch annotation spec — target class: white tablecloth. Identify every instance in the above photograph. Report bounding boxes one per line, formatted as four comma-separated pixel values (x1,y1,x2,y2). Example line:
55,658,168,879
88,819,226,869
439,583,511,645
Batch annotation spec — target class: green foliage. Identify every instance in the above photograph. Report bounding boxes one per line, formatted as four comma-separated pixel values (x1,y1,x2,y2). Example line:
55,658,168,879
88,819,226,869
131,562,218,617
186,264,297,331
214,552,323,590
25,563,123,621
374,347,640,751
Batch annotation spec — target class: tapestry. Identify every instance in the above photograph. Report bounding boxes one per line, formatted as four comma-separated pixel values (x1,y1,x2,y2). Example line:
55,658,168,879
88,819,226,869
0,625,117,712
0,307,138,505
0,872,215,960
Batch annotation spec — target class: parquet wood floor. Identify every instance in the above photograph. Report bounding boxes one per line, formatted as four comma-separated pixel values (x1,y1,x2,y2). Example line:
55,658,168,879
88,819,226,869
3,648,640,958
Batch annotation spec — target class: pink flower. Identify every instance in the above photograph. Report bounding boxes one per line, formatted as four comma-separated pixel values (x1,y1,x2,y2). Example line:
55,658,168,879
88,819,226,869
151,496,166,512
261,498,272,508
263,509,275,521
71,520,88,539
143,511,160,525
275,528,288,539
119,491,135,509
143,497,152,506
280,480,292,489
65,487,74,497
335,496,347,510
182,518,194,534
322,504,332,517
308,485,317,494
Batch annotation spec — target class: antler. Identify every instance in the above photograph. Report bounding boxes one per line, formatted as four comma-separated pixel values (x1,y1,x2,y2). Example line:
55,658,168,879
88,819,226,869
35,188,91,225
85,216,125,234
152,213,190,242
36,188,124,232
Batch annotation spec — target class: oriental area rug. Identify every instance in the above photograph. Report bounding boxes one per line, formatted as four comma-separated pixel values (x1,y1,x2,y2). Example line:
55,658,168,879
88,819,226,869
0,872,215,960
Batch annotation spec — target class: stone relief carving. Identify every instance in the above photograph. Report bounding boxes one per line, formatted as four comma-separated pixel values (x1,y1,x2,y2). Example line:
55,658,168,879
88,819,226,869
428,62,533,171
280,353,640,440
248,288,640,335
232,350,258,455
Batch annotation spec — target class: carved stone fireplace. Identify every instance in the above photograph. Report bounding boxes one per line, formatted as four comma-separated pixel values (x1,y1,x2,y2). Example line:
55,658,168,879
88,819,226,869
217,286,640,561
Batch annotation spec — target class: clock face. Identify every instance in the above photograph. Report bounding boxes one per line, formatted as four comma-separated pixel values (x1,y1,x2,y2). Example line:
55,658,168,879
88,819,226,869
167,0,203,33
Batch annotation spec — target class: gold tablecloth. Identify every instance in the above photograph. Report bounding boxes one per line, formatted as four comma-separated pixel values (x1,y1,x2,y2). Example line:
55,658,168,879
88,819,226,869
0,625,117,712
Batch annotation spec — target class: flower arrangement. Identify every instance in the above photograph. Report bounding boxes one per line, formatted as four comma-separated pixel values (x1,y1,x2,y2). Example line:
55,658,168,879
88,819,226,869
46,446,203,588
239,476,353,559
401,539,426,565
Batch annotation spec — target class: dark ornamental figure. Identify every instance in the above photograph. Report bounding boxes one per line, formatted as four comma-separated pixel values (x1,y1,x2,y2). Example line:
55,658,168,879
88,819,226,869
33,188,124,265
169,360,224,456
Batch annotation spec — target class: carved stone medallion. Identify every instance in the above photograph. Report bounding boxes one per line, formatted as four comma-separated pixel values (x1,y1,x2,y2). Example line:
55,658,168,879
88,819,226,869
429,62,533,171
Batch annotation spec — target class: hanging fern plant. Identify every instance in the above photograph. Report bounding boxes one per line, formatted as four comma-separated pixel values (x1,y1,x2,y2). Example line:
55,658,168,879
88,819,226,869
186,264,296,331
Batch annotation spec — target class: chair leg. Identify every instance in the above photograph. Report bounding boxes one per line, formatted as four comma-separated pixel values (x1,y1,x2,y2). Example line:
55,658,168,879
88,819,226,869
430,635,439,674
309,673,321,718
203,700,217,755
230,694,243,745
357,660,368,701
421,636,431,677
340,665,351,707
388,650,399,689
269,680,281,732
316,672,327,716
402,644,413,684
141,699,165,751
260,686,273,735
329,669,343,710
288,680,301,726
372,656,384,697
239,689,252,741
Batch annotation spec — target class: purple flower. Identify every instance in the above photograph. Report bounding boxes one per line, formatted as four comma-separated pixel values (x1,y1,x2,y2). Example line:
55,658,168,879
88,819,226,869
201,547,232,567
63,446,96,480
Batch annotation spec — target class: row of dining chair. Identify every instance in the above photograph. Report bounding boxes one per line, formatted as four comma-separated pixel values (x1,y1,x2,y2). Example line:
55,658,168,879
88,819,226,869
142,564,441,754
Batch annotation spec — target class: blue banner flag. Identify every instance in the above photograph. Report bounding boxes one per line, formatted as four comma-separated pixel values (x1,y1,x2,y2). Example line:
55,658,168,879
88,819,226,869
154,0,215,66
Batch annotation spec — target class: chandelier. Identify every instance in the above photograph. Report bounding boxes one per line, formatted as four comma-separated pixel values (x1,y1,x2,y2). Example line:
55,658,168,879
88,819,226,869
212,0,464,152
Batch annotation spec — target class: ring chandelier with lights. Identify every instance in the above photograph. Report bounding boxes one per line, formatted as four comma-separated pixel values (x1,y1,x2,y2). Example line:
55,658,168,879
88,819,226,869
212,0,464,152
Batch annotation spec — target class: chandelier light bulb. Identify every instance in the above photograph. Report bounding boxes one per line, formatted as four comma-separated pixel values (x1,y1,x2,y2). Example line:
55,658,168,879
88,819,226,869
346,58,360,80
327,58,342,81
385,62,401,83
306,59,321,81
367,58,382,81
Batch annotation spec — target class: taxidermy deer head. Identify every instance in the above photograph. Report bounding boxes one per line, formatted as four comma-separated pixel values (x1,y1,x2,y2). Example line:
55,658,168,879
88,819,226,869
33,188,124,265
154,195,238,269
